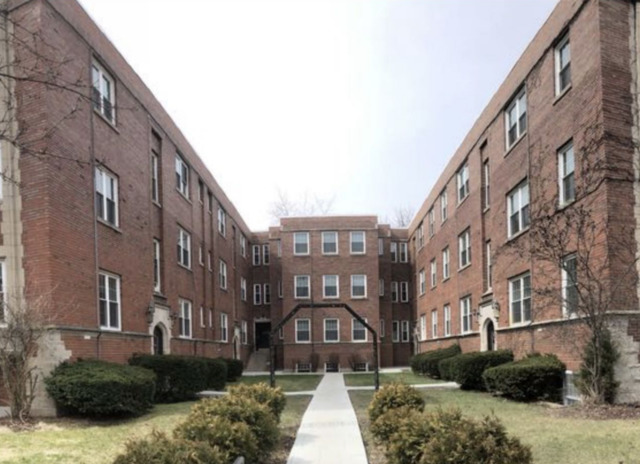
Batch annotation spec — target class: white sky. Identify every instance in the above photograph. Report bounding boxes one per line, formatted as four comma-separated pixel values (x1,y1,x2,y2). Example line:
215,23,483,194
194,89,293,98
78,0,558,231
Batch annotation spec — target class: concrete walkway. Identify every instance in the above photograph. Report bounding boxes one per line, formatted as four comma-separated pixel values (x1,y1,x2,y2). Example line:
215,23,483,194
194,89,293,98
287,373,368,464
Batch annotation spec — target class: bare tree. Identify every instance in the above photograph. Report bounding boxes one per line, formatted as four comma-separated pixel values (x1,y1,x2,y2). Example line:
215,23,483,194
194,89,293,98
392,206,414,228
269,188,335,223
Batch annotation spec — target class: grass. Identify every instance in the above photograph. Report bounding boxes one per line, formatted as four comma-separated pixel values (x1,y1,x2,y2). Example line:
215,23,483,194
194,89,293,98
343,371,442,387
349,388,640,464
0,396,312,464
228,374,323,392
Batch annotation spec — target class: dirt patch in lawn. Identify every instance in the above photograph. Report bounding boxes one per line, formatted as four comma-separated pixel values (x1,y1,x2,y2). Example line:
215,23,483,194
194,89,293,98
549,402,640,420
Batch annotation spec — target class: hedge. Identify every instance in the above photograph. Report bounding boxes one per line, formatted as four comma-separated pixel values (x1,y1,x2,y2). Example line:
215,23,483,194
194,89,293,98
129,354,226,403
368,383,425,426
219,357,244,382
444,350,513,391
483,353,566,402
410,344,461,378
228,382,286,421
113,431,226,464
437,356,457,381
45,359,155,418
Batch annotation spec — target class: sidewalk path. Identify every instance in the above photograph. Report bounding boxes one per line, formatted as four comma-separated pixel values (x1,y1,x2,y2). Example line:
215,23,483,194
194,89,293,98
287,373,368,464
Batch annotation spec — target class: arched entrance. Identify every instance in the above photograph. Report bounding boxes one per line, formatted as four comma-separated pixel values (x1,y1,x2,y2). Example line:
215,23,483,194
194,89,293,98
484,320,496,352
153,324,165,355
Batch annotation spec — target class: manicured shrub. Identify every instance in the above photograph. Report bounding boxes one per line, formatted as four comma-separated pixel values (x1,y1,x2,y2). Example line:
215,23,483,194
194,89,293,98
113,431,226,464
228,382,286,421
219,357,244,382
45,359,155,418
447,350,513,390
128,354,216,402
370,406,421,443
483,353,565,402
410,344,461,378
368,383,425,425
437,356,457,381
203,358,227,391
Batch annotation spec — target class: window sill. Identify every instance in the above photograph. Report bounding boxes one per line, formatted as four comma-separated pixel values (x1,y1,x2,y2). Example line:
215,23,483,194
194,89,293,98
442,277,450,283
483,206,490,214
351,339,368,344
176,188,192,204
97,218,122,233
218,231,226,239
504,131,527,158
323,340,340,344
177,263,192,272
506,227,530,243
293,253,310,257
93,108,119,133
553,84,572,105
350,252,367,256
557,199,575,211
456,194,469,208
323,296,340,300
351,297,368,301
100,326,121,332
322,252,339,257
152,200,162,209
458,263,471,273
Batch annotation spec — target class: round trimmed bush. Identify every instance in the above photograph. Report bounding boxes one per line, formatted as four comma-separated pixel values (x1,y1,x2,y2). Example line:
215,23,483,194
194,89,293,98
447,350,514,391
227,382,286,421
368,383,425,425
370,406,421,443
219,357,244,382
45,359,155,418
113,431,226,464
410,344,461,378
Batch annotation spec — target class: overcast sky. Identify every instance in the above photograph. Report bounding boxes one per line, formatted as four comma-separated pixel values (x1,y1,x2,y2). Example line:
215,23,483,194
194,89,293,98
78,0,558,231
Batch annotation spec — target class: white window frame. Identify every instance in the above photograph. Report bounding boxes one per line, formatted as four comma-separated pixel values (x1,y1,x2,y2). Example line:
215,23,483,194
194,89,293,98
420,314,427,341
380,319,385,338
177,227,191,269
220,313,228,342
428,208,435,237
399,242,408,263
392,320,400,342
241,320,248,344
352,318,368,342
198,245,204,266
175,154,189,198
240,277,247,301
419,269,426,296
417,224,425,249
295,275,310,299
322,231,339,255
391,281,398,302
430,259,437,288
509,272,532,325
207,251,212,271
351,274,367,299
324,318,340,343
555,34,571,95
217,207,226,236
460,296,472,334
294,232,310,256
263,244,270,265
219,260,228,290
378,238,384,256
295,318,311,343
91,61,115,123
401,320,410,342
400,281,409,303
153,239,161,293
457,163,469,203
252,245,261,266
178,297,192,338
505,88,527,149
442,247,450,280
199,306,205,328
208,308,213,328
558,141,575,206
459,228,471,268
99,271,121,331
444,304,451,336
431,309,438,338
323,275,339,299
562,254,578,317
483,159,490,210
507,180,530,238
240,235,247,257
486,241,493,292
253,283,262,305
440,189,448,221
95,166,119,227
350,231,366,255
379,278,384,297
264,283,271,304
390,242,398,262
151,153,159,204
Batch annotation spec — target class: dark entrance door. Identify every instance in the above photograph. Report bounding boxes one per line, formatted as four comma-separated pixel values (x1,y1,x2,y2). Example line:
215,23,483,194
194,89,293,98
153,326,164,355
255,322,271,349
486,320,495,351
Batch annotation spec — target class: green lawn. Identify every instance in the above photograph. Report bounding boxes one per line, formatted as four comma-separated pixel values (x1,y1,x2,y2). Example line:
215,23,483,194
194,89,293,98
0,396,312,464
228,374,323,392
349,389,640,464
343,371,442,387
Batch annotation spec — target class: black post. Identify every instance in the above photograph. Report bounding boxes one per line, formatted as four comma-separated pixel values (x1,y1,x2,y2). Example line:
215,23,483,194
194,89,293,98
373,333,379,391
269,332,276,388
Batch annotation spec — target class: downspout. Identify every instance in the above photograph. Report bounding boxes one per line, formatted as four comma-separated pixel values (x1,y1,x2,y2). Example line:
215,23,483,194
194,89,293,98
88,51,100,359
630,0,640,310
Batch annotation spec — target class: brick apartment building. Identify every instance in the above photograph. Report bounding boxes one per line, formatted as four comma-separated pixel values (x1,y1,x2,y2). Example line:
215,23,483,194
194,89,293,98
0,0,640,415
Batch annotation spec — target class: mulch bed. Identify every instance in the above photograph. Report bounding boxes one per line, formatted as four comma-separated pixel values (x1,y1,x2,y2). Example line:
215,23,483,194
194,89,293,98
548,402,640,420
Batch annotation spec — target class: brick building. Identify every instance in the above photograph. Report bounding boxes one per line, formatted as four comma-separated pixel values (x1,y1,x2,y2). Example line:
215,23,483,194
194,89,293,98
1,0,640,415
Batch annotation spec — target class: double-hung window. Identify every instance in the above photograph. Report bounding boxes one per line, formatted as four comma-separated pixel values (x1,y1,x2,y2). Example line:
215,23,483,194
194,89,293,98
296,319,310,343
400,282,409,302
324,319,339,342
240,235,247,257
295,275,310,299
379,279,384,297
558,141,575,206
153,239,161,293
241,321,248,344
220,313,228,342
217,207,226,236
555,34,571,95
510,273,532,324
399,242,408,263
440,189,448,221
508,181,530,237
444,304,451,336
428,208,435,237
91,61,115,123
352,318,367,342
506,89,527,148
240,277,247,301
419,269,426,296
252,245,261,265
253,283,262,305
417,224,424,249
460,296,472,334
483,160,490,210
294,232,309,255
219,260,227,289
175,154,189,198
178,298,192,338
151,150,160,204
392,320,400,342
263,244,270,265
263,284,271,304
431,309,438,338
458,229,471,268
420,314,427,341
391,282,398,302
323,275,339,299
457,163,469,202
350,231,366,254
401,321,410,342
442,247,450,280
95,167,118,226
351,275,367,298
322,231,338,255
430,259,437,288
562,254,578,316
99,271,121,330
390,242,398,262
177,227,191,268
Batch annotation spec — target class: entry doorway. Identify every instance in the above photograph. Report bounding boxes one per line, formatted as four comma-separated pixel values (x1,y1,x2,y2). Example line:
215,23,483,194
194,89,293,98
484,320,496,351
153,325,164,355
255,321,271,349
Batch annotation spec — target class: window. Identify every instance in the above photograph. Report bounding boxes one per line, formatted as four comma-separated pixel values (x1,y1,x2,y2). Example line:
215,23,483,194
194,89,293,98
151,154,160,204
296,319,310,343
175,154,189,198
459,228,471,268
350,231,365,254
295,275,310,299
95,167,118,226
399,243,408,263
417,224,424,249
322,231,338,255
153,239,161,293
323,275,339,299
420,314,427,341
199,306,205,328
219,260,227,289
252,245,261,265
558,141,575,206
391,281,398,302
208,308,213,328
177,227,191,268
263,244,270,265
401,320,410,342
278,280,283,298
378,238,384,255
379,279,384,296
380,320,385,338
440,189,448,221
198,179,204,203
419,269,426,295
99,272,120,330
431,309,438,338
392,320,400,342
198,245,204,266
430,259,437,288
428,208,435,237
217,207,226,236
510,273,532,324
390,242,398,262
241,320,248,344
400,282,409,302
508,181,530,237
444,304,451,336
240,277,247,301
207,251,212,271
91,61,115,122
220,313,228,342
460,296,472,334
240,235,247,257
178,298,192,338
253,284,262,305
352,319,367,342
555,34,571,94
483,159,490,210
351,275,367,298
442,247,450,280
294,232,310,255
207,191,213,213
457,163,469,202
486,241,493,291
506,89,527,148
324,319,339,342
264,284,271,304
562,254,578,316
